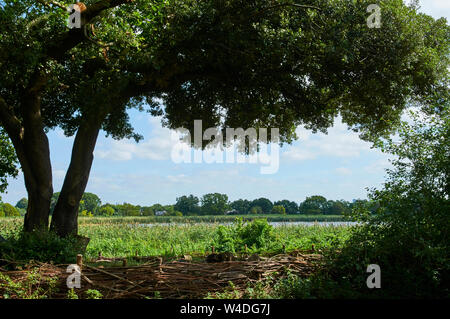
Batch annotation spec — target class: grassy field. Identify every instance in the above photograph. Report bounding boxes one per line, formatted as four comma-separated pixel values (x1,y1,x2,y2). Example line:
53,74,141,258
0,216,352,261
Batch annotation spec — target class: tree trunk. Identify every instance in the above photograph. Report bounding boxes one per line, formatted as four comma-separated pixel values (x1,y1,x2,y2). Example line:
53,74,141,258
9,128,54,232
0,81,53,232
20,85,53,232
50,119,102,237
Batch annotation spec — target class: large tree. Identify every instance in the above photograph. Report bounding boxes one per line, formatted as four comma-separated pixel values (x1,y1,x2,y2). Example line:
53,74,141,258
230,199,252,214
251,197,273,214
274,199,299,214
0,0,448,236
174,195,200,215
201,193,229,215
299,195,327,214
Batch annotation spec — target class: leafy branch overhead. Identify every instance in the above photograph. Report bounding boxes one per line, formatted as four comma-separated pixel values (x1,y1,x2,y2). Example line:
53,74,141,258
2,0,448,142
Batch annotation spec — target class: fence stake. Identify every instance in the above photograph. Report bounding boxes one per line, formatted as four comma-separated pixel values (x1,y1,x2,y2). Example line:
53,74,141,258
76,254,83,270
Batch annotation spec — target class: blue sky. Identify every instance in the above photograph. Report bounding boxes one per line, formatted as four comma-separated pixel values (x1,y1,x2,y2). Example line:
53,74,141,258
1,1,449,206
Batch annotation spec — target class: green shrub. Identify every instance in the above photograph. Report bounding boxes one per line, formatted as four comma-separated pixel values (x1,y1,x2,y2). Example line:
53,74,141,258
291,109,450,299
0,268,58,299
0,226,82,265
0,203,20,217
85,289,103,299
212,218,275,253
271,205,286,215
66,289,79,299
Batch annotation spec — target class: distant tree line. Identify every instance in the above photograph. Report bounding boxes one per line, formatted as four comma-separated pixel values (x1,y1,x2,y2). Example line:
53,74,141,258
0,193,378,217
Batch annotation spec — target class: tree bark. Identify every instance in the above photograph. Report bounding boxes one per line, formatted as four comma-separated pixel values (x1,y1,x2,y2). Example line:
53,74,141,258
50,119,102,237
21,76,53,232
0,84,53,232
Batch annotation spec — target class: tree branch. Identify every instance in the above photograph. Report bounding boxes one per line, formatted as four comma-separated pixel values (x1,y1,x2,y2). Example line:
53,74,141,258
44,0,134,61
35,0,67,10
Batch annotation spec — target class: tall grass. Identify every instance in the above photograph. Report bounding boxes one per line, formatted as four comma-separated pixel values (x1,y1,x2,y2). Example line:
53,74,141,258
0,218,352,261
79,223,352,259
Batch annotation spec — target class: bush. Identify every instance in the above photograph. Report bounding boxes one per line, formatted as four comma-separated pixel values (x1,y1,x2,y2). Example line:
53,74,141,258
98,205,115,216
294,109,450,298
0,226,82,265
80,210,93,217
0,268,58,299
0,203,20,217
271,205,286,215
249,206,262,214
212,218,275,253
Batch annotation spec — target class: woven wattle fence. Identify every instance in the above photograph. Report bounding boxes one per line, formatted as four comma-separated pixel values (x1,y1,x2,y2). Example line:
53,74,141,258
0,253,322,299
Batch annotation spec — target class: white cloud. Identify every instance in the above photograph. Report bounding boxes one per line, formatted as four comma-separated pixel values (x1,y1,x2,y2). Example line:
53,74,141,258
428,0,450,9
95,117,175,161
364,158,393,174
283,118,377,162
412,0,450,20
335,167,352,176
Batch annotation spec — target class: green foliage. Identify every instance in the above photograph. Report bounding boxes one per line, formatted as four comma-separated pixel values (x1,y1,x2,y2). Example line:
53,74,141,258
15,198,28,210
304,108,450,298
271,272,359,299
212,218,275,253
113,203,141,216
161,205,182,216
249,206,262,214
0,217,351,260
0,128,18,193
80,210,93,217
98,205,115,217
66,288,79,300
49,192,60,215
1,0,449,147
0,226,81,264
230,199,252,214
271,205,286,215
0,268,58,299
0,203,20,217
85,289,103,299
273,200,298,215
174,195,200,216
299,195,328,214
250,198,273,214
140,206,154,216
79,193,102,215
201,193,229,215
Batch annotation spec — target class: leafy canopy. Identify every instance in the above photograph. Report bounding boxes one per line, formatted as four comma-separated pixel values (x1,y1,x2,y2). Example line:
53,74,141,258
1,0,449,150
